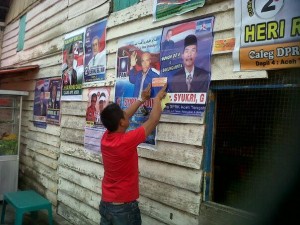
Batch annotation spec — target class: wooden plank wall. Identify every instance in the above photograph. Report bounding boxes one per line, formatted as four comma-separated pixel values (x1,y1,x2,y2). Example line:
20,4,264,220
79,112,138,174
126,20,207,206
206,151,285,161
0,0,267,224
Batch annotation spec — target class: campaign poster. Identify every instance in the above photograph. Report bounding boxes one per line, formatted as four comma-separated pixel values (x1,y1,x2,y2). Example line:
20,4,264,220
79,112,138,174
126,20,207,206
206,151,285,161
85,87,111,127
160,17,214,116
46,78,61,125
233,0,300,71
33,79,50,128
84,87,110,153
115,30,162,149
153,0,205,21
61,28,85,101
84,19,107,83
84,126,106,154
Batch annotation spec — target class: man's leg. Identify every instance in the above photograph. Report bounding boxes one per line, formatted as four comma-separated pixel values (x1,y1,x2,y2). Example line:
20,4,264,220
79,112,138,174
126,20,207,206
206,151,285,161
99,202,113,225
111,201,141,225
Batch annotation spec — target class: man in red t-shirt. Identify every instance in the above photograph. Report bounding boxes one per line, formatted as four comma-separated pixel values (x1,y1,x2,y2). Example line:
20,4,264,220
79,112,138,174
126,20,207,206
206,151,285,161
99,84,167,225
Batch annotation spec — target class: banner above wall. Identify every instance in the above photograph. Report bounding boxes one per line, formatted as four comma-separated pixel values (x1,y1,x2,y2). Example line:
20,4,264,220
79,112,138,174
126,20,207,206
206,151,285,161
233,0,300,71
153,0,205,21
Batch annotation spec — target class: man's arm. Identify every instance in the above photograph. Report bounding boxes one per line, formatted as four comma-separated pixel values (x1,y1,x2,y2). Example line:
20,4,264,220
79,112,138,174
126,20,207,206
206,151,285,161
142,84,167,137
125,84,151,118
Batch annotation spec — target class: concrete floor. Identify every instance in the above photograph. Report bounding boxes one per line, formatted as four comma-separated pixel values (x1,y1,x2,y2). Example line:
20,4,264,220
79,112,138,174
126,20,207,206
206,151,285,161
0,200,72,225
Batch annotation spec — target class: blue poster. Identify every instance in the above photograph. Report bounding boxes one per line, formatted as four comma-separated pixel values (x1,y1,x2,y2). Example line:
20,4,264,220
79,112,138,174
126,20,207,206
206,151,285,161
160,17,214,116
84,19,107,83
46,78,61,125
33,79,49,128
115,30,162,149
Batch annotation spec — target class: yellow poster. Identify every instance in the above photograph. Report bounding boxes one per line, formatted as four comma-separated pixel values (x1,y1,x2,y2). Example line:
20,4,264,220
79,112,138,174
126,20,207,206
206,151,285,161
233,0,300,71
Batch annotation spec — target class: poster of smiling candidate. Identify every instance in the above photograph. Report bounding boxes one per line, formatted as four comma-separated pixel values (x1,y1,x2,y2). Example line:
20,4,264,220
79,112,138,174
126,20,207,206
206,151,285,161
84,19,107,83
160,17,214,117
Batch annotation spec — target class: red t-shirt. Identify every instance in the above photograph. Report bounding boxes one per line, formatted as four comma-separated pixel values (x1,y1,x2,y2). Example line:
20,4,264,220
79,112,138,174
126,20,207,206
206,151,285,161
101,126,146,202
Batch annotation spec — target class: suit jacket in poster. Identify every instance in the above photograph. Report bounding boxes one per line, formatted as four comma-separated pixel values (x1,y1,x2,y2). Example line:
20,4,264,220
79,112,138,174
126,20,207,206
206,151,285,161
129,68,160,98
170,66,210,93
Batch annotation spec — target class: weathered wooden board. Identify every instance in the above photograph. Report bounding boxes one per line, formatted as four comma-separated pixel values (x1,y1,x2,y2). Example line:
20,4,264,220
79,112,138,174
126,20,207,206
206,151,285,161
61,115,86,130
25,26,65,51
0,80,36,91
65,3,110,33
28,122,61,136
1,39,17,53
58,166,101,194
1,46,17,60
140,177,201,215
107,0,234,40
157,123,204,146
58,191,100,224
20,155,58,181
25,10,67,42
68,0,107,20
160,114,204,124
58,202,98,225
139,195,199,225
60,141,101,163
141,213,168,225
61,101,87,116
22,100,33,111
26,0,61,21
1,31,18,48
139,158,202,192
138,141,203,169
21,36,63,62
21,52,62,68
58,178,100,209
26,0,68,33
2,27,18,42
3,19,19,37
58,154,103,179
23,147,58,169
211,54,268,80
19,164,58,193
27,130,60,147
60,128,84,145
27,139,59,159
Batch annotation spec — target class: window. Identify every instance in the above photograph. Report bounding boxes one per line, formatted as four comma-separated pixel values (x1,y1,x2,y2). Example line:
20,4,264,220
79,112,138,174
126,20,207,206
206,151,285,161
17,14,26,51
203,71,300,213
113,0,139,12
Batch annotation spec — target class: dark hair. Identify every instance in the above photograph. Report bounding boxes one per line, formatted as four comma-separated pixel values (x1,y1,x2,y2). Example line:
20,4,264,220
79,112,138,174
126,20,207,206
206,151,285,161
184,34,197,49
40,87,44,93
91,93,97,99
100,103,124,132
166,29,172,35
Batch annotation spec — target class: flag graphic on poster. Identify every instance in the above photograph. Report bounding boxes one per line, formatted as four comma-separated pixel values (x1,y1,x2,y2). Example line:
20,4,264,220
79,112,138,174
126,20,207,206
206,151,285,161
115,30,162,149
61,28,85,101
233,0,300,71
84,19,107,83
153,0,205,21
160,17,214,116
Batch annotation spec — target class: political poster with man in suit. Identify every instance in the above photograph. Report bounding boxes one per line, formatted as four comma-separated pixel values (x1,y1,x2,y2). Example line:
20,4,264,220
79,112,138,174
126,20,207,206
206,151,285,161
115,30,162,149
84,19,107,83
61,28,85,101
33,79,49,128
160,17,214,116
